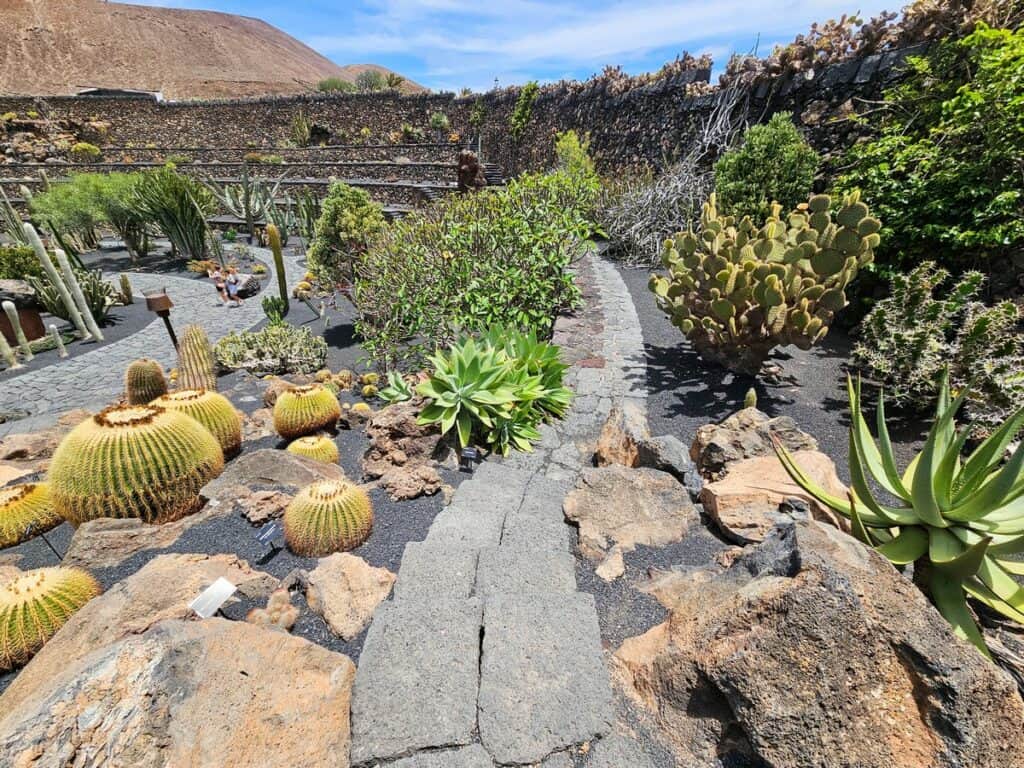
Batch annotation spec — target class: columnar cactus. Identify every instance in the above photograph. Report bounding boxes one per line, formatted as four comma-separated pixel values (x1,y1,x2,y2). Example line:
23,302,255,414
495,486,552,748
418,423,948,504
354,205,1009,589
273,384,341,439
286,435,341,464
283,479,373,556
0,483,62,548
267,223,290,314
2,301,33,361
119,273,134,305
125,358,168,404
55,248,104,342
178,324,218,391
0,566,101,671
24,223,88,339
153,389,243,457
0,328,19,369
48,404,225,525
49,324,68,358
649,192,880,375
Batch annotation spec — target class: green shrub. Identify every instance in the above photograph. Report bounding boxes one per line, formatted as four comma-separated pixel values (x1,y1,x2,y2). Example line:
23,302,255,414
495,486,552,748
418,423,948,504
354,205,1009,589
510,82,539,143
318,77,356,93
164,153,192,165
355,70,387,93
69,142,101,162
853,262,1023,435
307,182,385,285
133,167,214,259
429,112,450,132
0,245,41,280
29,268,115,322
713,112,818,219
0,112,16,122
214,323,327,375
553,130,600,222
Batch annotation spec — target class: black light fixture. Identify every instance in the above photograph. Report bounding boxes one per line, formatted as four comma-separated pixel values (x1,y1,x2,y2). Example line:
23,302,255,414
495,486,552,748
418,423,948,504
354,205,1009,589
459,445,481,473
143,287,178,350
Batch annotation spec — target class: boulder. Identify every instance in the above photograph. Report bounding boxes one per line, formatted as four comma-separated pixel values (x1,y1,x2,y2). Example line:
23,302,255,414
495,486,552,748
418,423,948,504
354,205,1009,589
0,408,91,464
363,400,452,500
563,466,699,561
201,448,346,502
305,553,396,640
63,512,224,569
378,463,445,501
593,401,649,467
262,378,294,407
237,488,292,524
0,279,38,309
613,521,1024,768
637,434,702,497
241,407,276,441
0,618,355,767
700,451,849,544
690,407,818,479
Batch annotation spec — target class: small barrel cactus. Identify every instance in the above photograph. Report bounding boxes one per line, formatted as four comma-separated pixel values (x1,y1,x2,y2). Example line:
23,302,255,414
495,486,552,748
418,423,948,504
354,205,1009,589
125,358,168,405
334,370,354,389
361,384,378,399
649,191,880,375
283,479,373,556
286,435,341,464
49,404,225,525
153,389,243,457
273,384,342,440
178,324,218,391
0,483,62,548
0,567,101,671
360,372,379,387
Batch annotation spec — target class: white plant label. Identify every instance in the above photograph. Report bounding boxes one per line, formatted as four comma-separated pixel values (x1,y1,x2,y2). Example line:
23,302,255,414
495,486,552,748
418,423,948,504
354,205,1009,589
189,577,237,619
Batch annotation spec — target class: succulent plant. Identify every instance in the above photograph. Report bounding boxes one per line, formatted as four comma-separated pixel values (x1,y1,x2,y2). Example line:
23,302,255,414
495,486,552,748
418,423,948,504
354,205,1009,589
361,384,379,399
283,479,373,556
334,370,354,388
744,388,758,409
124,358,168,405
379,370,414,403
273,384,342,439
0,483,62,548
49,404,225,525
314,369,333,383
266,223,290,314
649,191,879,375
0,566,101,671
286,435,341,464
360,372,379,387
153,389,243,457
214,325,327,376
246,587,298,630
178,324,218,392
775,374,1024,659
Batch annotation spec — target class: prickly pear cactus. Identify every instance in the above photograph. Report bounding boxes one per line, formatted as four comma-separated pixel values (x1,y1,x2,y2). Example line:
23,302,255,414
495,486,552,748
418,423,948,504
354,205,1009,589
178,324,218,392
649,191,879,375
125,358,168,405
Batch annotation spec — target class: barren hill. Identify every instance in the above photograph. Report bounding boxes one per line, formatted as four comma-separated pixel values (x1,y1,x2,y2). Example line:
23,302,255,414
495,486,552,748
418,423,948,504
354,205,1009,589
0,0,422,100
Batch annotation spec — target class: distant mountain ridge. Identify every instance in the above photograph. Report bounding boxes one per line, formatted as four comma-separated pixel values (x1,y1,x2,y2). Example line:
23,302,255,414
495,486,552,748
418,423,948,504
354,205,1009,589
0,0,422,100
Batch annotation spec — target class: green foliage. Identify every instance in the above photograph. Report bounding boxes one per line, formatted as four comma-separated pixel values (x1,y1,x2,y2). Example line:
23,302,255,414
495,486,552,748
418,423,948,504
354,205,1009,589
224,228,237,242
133,167,214,259
261,295,288,325
379,371,413,404
28,174,105,246
510,81,539,142
429,112,450,132
69,142,100,162
0,245,41,280
854,263,1023,434
650,191,878,375
291,109,313,147
713,113,819,219
469,98,486,130
214,323,327,375
0,188,28,246
837,26,1024,275
385,73,405,89
355,70,387,92
775,374,1024,659
164,153,192,166
356,168,591,366
28,267,115,322
306,182,385,286
553,130,601,223
318,77,356,93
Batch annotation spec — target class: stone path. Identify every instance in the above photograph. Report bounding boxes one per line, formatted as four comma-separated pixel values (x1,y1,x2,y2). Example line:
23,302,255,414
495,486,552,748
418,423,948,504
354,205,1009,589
0,245,302,437
350,253,652,767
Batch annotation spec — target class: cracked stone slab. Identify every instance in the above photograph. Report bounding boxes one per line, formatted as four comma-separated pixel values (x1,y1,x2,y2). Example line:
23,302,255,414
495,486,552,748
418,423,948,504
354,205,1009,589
585,734,657,768
426,505,505,550
392,541,480,602
478,592,613,765
388,744,495,768
476,546,576,596
350,597,483,765
500,507,571,552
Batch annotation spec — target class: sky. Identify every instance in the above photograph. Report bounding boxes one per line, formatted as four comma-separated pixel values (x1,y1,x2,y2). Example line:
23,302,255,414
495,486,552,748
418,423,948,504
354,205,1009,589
118,0,900,92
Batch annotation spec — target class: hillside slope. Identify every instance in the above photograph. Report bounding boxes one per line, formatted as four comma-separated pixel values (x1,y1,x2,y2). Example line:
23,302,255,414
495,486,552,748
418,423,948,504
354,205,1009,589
0,0,421,100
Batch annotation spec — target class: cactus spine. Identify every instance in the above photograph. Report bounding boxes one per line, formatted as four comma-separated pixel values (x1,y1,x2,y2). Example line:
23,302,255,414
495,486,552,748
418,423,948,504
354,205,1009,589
0,567,101,671
49,324,68,358
1,301,32,361
273,384,341,439
55,248,104,342
24,223,88,339
153,389,243,457
48,404,225,525
283,479,373,556
178,324,218,391
267,223,290,314
286,435,340,464
125,358,168,404
0,483,61,548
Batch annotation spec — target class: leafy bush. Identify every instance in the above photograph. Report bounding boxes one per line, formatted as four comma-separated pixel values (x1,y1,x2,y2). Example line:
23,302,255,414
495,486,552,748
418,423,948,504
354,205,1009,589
318,77,356,93
0,245,41,280
853,262,1023,434
214,323,327,375
837,26,1024,278
355,70,387,92
133,167,215,259
69,142,101,162
164,154,192,166
356,169,591,366
510,81,539,143
29,268,115,322
28,175,105,246
307,182,385,286
429,112,450,132
775,374,1024,658
713,112,819,219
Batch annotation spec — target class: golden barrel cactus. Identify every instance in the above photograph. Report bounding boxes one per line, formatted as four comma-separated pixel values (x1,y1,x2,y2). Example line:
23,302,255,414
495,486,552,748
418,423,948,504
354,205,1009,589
48,404,225,525
0,483,62,548
286,435,341,464
124,358,168,405
284,479,373,556
273,384,341,440
0,567,101,671
153,389,243,457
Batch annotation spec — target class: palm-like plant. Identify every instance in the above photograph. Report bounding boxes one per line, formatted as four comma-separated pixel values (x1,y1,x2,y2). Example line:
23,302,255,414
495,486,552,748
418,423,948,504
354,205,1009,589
774,373,1024,658
134,167,215,259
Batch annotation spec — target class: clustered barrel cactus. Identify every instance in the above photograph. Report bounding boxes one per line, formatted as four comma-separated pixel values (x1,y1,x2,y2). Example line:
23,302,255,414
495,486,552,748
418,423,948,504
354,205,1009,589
286,435,340,464
649,191,879,374
0,483,61,548
153,389,243,457
124,358,168,404
273,383,341,440
283,479,373,556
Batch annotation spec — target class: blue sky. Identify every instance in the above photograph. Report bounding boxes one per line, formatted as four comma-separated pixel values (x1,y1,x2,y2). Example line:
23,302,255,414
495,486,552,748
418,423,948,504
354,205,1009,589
120,0,900,92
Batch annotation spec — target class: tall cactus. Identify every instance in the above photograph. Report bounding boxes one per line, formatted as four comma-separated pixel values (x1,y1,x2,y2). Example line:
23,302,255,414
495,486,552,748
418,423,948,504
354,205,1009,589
0,327,21,369
267,223,290,314
24,223,88,338
177,324,218,392
119,274,134,305
49,324,68,358
54,248,103,342
2,301,32,361
125,358,168,404
649,191,880,375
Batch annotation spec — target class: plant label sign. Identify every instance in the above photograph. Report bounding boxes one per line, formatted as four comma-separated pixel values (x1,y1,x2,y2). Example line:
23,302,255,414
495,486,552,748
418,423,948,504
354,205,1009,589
189,577,237,619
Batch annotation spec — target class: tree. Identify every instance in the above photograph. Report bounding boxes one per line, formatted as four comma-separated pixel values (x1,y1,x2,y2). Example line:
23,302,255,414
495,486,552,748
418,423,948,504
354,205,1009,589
355,70,387,93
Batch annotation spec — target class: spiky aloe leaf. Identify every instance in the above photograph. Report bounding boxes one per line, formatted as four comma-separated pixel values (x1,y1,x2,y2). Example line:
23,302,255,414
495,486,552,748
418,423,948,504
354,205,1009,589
930,569,991,658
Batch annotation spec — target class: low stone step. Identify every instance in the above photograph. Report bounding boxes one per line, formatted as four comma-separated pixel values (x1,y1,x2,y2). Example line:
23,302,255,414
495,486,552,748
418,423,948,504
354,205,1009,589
425,504,505,550
388,744,495,768
477,592,613,765
476,546,576,596
500,507,571,552
350,597,484,765
392,541,480,601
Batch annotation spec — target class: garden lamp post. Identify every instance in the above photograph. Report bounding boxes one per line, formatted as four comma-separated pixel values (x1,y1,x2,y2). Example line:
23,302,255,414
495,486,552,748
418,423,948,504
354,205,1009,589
143,287,178,351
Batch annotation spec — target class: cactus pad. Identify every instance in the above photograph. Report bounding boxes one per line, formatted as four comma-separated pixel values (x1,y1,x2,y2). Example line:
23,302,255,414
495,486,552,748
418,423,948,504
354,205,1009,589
273,384,341,440
0,483,62,549
153,389,243,457
283,479,373,556
124,358,168,405
286,435,341,464
49,404,225,525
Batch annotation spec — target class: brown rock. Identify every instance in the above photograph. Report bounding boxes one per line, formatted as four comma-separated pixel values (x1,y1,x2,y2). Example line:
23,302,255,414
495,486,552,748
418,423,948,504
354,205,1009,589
593,401,649,468
262,378,294,407
595,547,625,582
700,451,849,544
563,466,699,561
690,407,818,479
378,463,444,501
0,619,355,767
0,460,36,486
238,488,292,524
242,407,276,441
0,408,90,463
201,448,346,501
613,521,1024,768
306,553,395,640
363,400,451,500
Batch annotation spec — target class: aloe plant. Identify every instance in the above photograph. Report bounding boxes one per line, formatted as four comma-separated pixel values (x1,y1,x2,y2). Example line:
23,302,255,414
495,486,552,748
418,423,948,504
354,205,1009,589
774,373,1024,658
379,370,413,404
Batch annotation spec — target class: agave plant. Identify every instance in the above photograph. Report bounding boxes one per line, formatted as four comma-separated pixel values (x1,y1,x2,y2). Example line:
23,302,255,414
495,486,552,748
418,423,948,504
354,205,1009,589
379,370,414,404
484,325,573,421
774,373,1024,658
